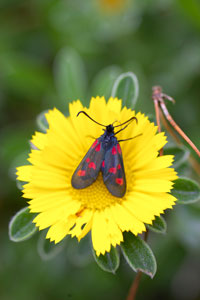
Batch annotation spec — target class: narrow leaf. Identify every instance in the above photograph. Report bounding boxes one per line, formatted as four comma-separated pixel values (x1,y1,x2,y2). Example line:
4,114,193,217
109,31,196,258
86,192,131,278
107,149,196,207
121,232,157,278
147,216,167,234
9,207,37,242
37,232,65,261
164,146,190,169
36,110,49,133
111,72,139,108
93,246,120,274
16,180,26,190
67,235,91,267
171,177,200,204
54,47,87,108
91,65,122,99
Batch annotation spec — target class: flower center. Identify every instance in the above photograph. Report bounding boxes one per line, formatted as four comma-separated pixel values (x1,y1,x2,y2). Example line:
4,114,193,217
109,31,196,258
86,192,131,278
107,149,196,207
71,173,123,210
70,163,133,211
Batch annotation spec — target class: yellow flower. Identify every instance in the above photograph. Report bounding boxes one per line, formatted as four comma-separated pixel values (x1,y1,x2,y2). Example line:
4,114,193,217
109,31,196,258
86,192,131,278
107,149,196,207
99,0,126,11
17,97,177,256
97,0,130,14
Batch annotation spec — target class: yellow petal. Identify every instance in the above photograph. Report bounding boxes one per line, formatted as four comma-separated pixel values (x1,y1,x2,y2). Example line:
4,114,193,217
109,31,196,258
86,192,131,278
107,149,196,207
31,131,47,150
16,165,32,181
46,216,76,243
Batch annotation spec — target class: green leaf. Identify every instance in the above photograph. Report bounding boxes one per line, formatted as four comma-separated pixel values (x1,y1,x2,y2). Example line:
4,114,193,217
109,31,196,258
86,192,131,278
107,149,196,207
147,216,167,234
9,151,29,181
37,232,66,261
91,65,122,99
16,180,26,190
67,235,92,267
121,232,157,278
92,246,120,274
164,146,190,169
36,110,49,133
175,162,191,177
54,47,87,109
171,177,200,204
111,72,139,108
172,205,200,251
9,207,37,242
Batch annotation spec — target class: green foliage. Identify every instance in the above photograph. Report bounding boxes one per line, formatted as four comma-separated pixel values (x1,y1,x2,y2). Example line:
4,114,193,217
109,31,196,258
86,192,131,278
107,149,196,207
16,180,26,190
0,52,51,100
111,72,139,109
36,111,49,133
172,205,200,251
147,216,167,234
9,207,37,242
91,65,122,99
37,232,66,261
2,0,200,298
176,0,200,29
121,232,157,278
171,177,200,204
92,246,120,274
164,146,190,169
54,47,87,109
66,235,92,267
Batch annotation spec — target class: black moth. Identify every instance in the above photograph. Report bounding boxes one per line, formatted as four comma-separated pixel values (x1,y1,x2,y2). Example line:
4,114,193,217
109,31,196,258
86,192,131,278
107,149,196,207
71,111,138,198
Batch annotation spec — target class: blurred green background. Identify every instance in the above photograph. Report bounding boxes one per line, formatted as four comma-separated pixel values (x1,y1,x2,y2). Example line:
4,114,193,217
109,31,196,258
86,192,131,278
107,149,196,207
1,0,200,299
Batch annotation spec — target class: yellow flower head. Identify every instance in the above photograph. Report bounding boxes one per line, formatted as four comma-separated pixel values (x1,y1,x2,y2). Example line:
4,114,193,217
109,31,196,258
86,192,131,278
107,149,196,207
98,0,127,12
17,97,177,256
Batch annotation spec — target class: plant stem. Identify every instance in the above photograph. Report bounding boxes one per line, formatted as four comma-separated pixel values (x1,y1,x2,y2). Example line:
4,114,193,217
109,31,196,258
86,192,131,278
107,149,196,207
152,85,200,158
154,99,163,156
159,101,200,157
161,111,200,177
126,272,142,300
126,230,149,300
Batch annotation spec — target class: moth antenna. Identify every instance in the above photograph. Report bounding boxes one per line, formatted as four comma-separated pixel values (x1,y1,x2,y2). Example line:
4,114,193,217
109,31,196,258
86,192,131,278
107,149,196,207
114,117,138,135
114,116,138,128
77,111,106,127
112,120,120,126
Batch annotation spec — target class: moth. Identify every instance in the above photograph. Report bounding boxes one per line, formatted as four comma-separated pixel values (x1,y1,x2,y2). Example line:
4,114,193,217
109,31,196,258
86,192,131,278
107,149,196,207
71,111,138,198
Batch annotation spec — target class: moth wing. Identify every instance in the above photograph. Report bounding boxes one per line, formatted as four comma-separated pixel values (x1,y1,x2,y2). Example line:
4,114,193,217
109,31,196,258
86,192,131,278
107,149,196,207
71,139,105,189
102,143,126,198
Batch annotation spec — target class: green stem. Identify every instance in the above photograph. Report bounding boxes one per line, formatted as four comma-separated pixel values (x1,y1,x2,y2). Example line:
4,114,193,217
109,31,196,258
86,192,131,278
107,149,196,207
126,230,149,300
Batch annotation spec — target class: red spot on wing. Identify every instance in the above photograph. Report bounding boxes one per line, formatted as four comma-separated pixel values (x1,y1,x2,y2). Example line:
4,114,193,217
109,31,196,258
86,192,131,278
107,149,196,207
89,162,96,169
117,144,121,154
116,178,123,185
109,167,117,174
95,143,101,152
86,158,90,163
92,140,98,148
117,164,121,169
112,146,117,155
102,160,105,168
77,170,86,177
